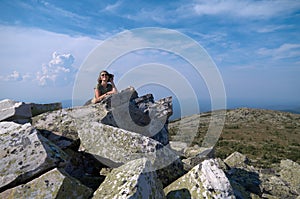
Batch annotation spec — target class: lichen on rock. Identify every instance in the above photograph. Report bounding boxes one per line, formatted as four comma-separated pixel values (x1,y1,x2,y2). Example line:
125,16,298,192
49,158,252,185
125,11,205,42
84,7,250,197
0,122,69,192
0,168,93,199
93,158,165,199
164,159,235,199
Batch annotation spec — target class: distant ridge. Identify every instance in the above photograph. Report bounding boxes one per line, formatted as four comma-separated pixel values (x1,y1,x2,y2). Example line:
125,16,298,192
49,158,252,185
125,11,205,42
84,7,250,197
169,107,300,168
61,98,300,118
279,107,300,114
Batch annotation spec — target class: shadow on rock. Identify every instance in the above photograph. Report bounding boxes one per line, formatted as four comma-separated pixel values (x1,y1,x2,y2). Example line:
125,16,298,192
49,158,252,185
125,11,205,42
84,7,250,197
226,168,262,198
38,130,106,191
166,188,191,199
63,150,107,191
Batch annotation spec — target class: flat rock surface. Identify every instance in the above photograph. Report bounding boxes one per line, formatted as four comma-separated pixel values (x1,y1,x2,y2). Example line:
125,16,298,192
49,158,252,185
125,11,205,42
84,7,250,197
0,122,69,192
0,168,93,199
93,158,165,199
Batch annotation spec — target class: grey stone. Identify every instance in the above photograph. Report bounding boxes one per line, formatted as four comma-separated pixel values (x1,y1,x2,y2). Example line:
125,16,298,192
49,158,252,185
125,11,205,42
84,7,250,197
29,102,62,117
164,159,235,199
102,88,172,145
260,175,291,199
0,99,32,123
0,122,69,192
63,149,105,190
0,168,93,199
75,120,184,187
32,104,107,143
169,141,188,154
279,159,300,195
227,167,262,197
182,145,215,170
76,121,177,169
0,99,62,124
93,158,166,199
32,87,171,146
224,151,249,168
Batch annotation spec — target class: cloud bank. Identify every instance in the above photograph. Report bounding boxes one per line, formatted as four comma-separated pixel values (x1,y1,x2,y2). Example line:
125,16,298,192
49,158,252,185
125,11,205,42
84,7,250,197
36,52,76,86
1,51,76,87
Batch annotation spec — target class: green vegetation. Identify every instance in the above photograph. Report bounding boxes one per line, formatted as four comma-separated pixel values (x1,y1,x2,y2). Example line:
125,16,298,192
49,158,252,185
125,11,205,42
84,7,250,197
169,108,300,168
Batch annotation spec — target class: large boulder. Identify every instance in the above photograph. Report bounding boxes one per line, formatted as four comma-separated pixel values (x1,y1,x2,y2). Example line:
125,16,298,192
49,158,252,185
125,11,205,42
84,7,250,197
223,152,261,198
32,104,107,142
181,145,215,171
0,99,32,123
32,87,172,146
260,174,292,199
31,101,110,151
260,159,300,198
0,99,62,124
75,120,184,187
226,167,261,198
29,102,62,117
75,120,178,168
0,122,69,192
93,158,166,199
101,87,172,145
224,151,249,168
164,159,235,199
0,168,93,199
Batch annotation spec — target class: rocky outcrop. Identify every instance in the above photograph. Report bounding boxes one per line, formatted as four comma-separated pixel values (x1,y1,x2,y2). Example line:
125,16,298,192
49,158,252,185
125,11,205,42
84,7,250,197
224,154,300,198
100,87,172,145
279,159,300,195
93,158,165,199
258,159,300,198
1,90,299,198
0,99,61,124
32,87,171,146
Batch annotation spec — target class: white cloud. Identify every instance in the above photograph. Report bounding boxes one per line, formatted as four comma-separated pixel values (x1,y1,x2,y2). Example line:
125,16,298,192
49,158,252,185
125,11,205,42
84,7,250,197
256,25,293,33
104,0,123,12
0,71,22,81
0,51,76,86
36,52,76,86
0,25,104,102
192,0,300,19
257,43,300,59
122,0,300,26
0,25,100,72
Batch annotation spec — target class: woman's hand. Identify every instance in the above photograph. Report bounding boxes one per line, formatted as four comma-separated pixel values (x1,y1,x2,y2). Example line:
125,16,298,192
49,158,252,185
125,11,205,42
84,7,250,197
95,93,107,102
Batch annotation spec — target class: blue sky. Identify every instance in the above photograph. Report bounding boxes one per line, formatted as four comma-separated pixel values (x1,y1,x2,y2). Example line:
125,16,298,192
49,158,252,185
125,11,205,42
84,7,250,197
0,0,300,114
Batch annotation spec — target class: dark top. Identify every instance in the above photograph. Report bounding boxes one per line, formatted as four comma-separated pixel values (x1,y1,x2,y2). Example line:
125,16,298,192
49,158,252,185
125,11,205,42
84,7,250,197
96,83,113,95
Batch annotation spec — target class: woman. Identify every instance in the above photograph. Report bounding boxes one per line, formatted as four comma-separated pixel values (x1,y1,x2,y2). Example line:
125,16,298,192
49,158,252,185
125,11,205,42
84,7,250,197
92,70,117,103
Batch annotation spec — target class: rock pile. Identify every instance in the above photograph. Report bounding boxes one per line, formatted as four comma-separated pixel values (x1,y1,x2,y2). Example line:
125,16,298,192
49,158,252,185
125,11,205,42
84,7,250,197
0,87,299,198
0,99,61,124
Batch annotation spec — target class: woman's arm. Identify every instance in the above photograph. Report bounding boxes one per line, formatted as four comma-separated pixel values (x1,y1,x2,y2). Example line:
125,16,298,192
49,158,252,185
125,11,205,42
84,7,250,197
94,88,108,103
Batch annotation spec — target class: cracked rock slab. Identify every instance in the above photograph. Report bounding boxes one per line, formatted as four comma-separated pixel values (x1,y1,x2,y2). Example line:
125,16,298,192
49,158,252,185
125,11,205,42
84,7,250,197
93,158,166,199
76,121,178,169
0,168,93,199
164,159,235,199
0,122,69,192
0,99,32,123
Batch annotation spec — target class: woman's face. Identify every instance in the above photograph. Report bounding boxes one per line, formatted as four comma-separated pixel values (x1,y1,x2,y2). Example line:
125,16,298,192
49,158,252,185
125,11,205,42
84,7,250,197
100,72,109,82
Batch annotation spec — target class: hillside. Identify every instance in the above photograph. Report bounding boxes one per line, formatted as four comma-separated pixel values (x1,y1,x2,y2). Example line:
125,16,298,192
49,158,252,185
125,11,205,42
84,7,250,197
169,107,300,168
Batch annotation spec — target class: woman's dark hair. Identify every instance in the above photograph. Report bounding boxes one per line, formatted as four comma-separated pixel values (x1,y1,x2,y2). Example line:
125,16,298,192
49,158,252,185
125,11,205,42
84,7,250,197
97,70,113,84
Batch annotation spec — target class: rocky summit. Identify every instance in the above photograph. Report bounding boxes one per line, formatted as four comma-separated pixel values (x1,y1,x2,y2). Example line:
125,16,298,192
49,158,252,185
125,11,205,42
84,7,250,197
0,87,299,198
